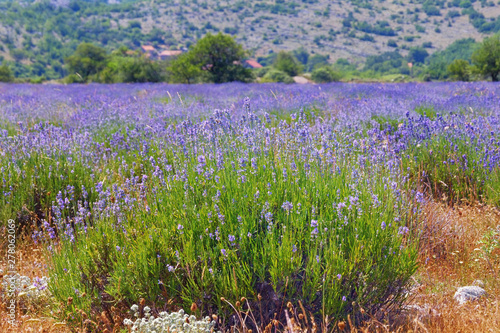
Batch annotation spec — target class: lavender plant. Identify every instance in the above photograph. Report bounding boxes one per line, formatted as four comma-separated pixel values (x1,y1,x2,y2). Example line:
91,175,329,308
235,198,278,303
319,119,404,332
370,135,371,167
1,82,499,329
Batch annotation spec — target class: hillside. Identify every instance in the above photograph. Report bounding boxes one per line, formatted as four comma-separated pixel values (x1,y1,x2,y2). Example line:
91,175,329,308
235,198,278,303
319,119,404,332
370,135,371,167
1,0,500,79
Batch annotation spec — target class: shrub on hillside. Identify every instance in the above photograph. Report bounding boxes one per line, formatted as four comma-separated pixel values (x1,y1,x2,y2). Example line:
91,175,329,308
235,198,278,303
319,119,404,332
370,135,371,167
447,59,471,81
0,64,13,82
311,66,342,83
261,69,294,83
273,51,302,77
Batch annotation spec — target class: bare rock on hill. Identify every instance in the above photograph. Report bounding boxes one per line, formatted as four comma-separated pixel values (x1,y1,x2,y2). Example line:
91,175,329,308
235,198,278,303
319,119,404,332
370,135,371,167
453,286,486,304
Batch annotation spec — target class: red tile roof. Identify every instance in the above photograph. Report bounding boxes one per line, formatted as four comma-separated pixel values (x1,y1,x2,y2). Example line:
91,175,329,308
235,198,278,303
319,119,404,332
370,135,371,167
245,59,263,68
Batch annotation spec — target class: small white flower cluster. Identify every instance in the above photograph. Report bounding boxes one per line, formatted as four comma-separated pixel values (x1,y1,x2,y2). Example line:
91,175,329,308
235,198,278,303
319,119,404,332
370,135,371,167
123,306,219,333
0,270,50,301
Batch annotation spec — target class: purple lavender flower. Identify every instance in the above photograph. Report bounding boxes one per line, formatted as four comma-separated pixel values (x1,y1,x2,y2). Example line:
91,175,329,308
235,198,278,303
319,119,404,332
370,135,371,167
282,201,293,212
415,191,425,203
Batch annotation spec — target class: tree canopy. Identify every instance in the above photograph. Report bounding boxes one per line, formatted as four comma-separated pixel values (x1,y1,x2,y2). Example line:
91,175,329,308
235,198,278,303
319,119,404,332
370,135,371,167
447,59,471,81
0,64,13,82
166,53,201,84
273,51,302,77
65,43,108,82
472,35,500,81
189,33,253,83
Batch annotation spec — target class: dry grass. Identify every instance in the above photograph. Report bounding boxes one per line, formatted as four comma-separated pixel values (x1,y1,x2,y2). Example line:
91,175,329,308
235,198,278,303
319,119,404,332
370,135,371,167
402,202,500,333
1,202,499,332
0,236,70,333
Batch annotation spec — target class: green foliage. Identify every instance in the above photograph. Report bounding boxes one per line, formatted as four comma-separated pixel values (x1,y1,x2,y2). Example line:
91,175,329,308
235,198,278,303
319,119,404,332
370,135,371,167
39,114,418,326
292,47,310,65
359,33,375,42
388,39,398,47
471,34,500,81
463,8,500,33
0,64,13,82
311,66,342,83
65,43,108,82
306,54,329,72
273,51,302,76
333,58,358,73
342,12,357,27
446,9,461,18
447,59,471,81
261,69,294,83
425,38,478,79
364,51,405,73
1,0,499,82
254,66,270,78
423,4,441,16
166,53,201,84
257,53,278,67
407,47,429,64
415,24,426,32
190,33,253,83
103,54,164,83
355,20,397,36
403,126,500,205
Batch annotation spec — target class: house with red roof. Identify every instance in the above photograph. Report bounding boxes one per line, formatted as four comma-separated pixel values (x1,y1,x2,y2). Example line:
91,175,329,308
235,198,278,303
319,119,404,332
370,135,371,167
244,59,263,68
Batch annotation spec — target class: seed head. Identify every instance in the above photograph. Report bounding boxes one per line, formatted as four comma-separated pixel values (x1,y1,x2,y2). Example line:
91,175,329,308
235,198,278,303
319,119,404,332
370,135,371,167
191,303,198,312
338,321,346,330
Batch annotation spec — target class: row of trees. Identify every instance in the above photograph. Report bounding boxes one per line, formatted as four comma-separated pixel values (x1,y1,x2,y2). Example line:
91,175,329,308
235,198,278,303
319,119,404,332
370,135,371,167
64,33,253,84
2,33,499,83
65,44,164,83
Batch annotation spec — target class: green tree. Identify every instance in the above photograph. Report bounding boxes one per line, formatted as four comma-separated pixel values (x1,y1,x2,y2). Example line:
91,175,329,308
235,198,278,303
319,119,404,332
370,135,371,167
102,54,164,83
407,47,429,64
292,47,309,65
472,35,500,81
306,54,329,72
166,53,201,84
273,51,302,76
190,32,253,83
0,64,13,82
261,69,294,83
447,59,471,81
65,43,108,82
311,66,342,83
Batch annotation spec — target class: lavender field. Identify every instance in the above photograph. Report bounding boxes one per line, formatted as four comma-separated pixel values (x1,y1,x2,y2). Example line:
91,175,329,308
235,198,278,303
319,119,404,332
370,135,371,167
1,82,500,332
